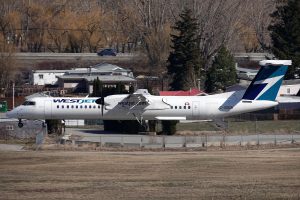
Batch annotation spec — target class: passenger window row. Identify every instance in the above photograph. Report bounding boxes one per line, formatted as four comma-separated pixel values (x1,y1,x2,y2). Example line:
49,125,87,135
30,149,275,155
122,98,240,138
170,106,191,110
56,105,101,109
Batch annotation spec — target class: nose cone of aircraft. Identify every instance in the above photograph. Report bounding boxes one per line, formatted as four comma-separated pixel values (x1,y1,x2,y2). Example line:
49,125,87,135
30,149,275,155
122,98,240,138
6,110,17,118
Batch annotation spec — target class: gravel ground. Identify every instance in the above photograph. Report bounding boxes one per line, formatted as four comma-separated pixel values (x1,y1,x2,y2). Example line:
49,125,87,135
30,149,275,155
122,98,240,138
0,148,299,200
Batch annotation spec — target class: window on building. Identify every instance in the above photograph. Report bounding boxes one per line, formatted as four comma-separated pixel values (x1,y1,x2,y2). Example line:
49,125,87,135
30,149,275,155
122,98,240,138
39,74,43,79
287,88,291,94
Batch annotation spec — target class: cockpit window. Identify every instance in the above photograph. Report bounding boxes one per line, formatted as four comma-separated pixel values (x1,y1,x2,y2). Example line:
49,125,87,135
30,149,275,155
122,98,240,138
22,101,36,106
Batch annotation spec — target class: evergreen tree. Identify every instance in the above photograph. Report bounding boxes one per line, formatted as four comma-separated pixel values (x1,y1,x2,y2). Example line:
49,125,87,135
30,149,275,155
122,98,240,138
269,0,300,79
167,8,203,91
91,77,102,97
205,46,237,93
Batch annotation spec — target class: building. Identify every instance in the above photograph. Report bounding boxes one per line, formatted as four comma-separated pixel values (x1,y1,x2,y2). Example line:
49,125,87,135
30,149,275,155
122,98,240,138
30,63,136,94
57,74,136,94
226,80,300,97
30,70,67,85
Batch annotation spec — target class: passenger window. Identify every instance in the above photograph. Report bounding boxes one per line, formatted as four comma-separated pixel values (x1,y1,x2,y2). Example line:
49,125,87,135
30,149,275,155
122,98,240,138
80,105,83,109
98,105,101,109
175,106,177,109
67,105,69,109
179,106,182,109
57,105,59,109
171,106,173,109
71,105,74,109
184,106,186,109
89,105,92,109
85,105,87,109
93,105,96,109
62,105,64,109
188,106,191,109
76,105,78,109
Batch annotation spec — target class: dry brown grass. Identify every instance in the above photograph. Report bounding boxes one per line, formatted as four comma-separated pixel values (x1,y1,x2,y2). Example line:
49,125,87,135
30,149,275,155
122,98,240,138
0,149,300,200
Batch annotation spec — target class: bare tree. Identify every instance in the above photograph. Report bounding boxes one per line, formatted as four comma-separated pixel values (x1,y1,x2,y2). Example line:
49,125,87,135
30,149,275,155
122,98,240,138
132,0,172,74
0,43,16,97
239,0,277,52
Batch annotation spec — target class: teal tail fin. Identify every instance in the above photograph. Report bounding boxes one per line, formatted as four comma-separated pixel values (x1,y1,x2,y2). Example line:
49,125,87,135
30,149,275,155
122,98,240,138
242,60,291,101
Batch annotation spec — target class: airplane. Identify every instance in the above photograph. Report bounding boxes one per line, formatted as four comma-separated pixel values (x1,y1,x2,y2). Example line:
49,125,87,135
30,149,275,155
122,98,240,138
6,60,291,128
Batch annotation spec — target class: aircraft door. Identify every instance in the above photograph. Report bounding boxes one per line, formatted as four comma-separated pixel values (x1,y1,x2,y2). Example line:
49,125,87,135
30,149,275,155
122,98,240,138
192,101,201,120
44,100,52,119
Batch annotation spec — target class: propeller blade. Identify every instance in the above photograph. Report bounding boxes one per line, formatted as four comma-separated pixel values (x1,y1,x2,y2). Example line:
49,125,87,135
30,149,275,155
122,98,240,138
101,101,104,116
95,97,104,115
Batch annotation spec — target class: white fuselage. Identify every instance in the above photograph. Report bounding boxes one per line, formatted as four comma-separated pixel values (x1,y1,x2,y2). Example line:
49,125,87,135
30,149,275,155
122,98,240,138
7,91,278,121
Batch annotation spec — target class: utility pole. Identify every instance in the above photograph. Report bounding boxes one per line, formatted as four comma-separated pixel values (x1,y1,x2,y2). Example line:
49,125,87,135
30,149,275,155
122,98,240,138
12,81,15,109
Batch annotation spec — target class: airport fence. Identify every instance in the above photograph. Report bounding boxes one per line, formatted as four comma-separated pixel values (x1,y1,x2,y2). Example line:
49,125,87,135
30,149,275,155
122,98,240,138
62,133,300,149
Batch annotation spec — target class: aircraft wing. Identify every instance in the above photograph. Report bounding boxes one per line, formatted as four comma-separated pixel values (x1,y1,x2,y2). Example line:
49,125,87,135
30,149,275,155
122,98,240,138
114,89,171,110
122,94,170,110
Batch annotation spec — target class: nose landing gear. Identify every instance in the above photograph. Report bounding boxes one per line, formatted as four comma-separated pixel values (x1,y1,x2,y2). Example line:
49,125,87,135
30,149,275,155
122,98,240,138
18,119,24,128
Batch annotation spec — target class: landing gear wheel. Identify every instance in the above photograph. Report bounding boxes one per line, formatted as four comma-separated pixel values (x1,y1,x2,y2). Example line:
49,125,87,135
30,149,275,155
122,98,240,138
18,119,24,128
18,122,24,128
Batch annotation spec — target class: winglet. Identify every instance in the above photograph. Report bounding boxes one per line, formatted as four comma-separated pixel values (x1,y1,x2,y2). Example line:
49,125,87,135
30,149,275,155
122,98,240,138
242,60,292,101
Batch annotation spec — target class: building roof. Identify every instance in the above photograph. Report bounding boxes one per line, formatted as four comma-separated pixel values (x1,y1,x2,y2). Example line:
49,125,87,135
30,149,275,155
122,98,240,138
33,70,68,73
93,63,131,72
57,75,136,83
33,63,131,74
26,92,51,99
159,88,204,96
282,79,300,85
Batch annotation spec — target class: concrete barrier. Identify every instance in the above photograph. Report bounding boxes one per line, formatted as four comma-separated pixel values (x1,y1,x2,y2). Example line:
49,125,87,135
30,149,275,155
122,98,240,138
68,133,300,149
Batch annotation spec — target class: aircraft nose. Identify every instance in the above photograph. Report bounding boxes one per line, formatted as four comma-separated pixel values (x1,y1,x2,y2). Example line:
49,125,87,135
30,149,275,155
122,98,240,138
6,109,17,118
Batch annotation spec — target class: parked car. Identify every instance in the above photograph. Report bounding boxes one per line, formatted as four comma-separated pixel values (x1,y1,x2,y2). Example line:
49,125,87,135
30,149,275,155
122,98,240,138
97,48,117,56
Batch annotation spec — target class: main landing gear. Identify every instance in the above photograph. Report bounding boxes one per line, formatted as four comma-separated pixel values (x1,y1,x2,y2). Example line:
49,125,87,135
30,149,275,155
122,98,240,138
18,119,24,128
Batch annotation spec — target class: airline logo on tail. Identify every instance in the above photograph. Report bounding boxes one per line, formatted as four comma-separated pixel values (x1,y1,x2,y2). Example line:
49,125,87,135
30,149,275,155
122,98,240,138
242,60,292,101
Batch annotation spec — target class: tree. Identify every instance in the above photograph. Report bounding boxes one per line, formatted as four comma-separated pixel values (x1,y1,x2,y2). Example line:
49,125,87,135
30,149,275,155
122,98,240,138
269,0,300,79
239,0,276,52
91,77,102,97
205,45,237,93
167,8,202,91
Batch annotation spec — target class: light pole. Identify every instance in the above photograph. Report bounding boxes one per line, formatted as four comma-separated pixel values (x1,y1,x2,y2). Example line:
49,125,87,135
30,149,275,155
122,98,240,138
197,79,201,90
12,81,15,109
